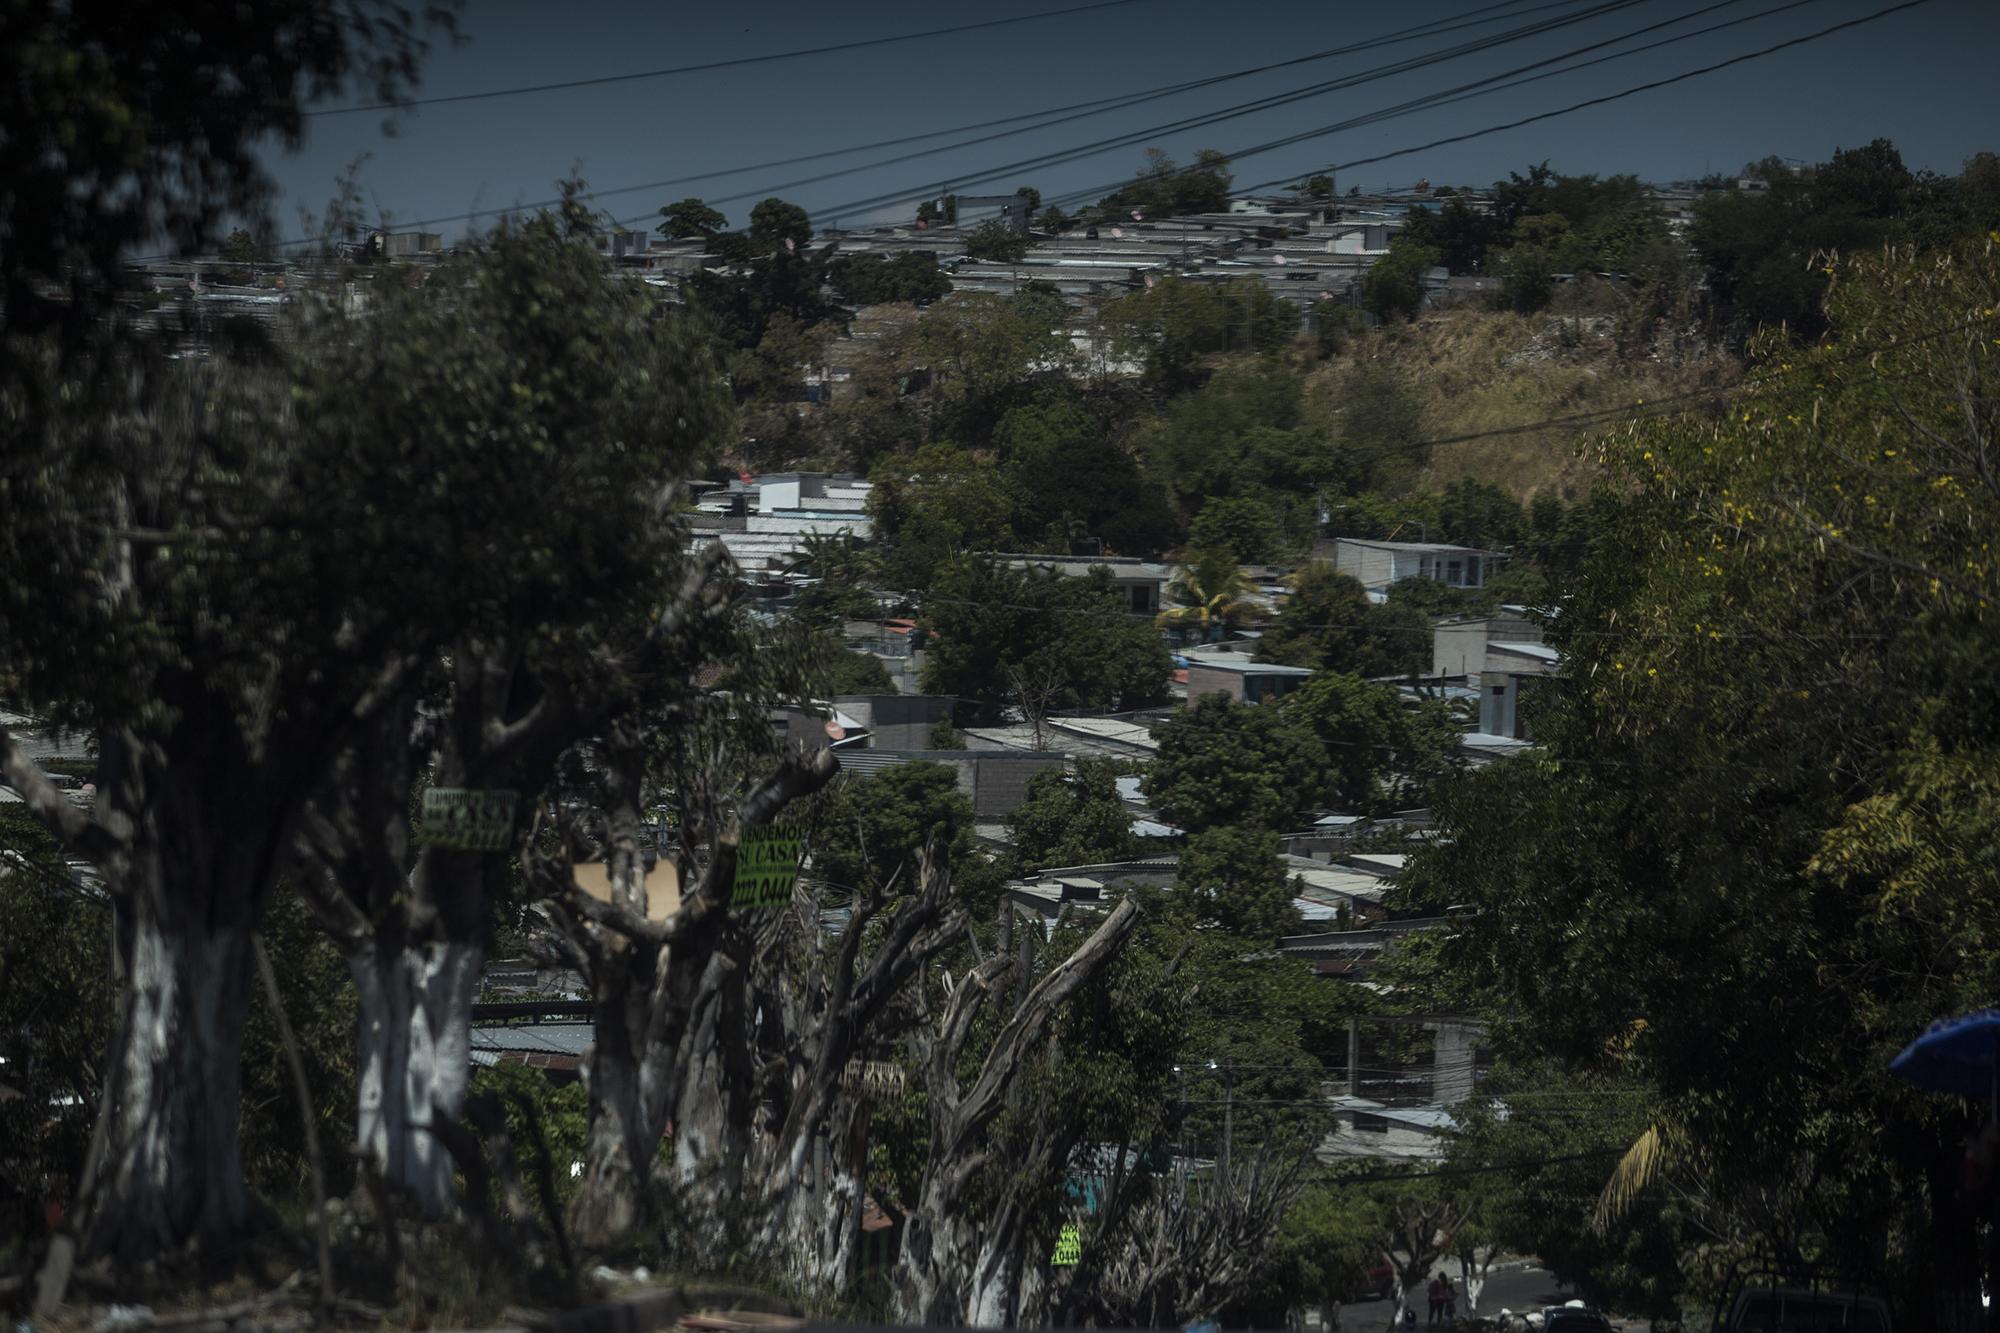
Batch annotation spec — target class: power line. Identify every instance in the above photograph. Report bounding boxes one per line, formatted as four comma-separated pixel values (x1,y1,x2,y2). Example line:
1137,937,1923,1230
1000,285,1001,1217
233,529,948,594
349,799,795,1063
1004,0,1925,222
1239,0,1933,190
641,0,1664,229
305,0,1160,118
659,0,1651,218
1002,0,1805,218
215,0,1639,254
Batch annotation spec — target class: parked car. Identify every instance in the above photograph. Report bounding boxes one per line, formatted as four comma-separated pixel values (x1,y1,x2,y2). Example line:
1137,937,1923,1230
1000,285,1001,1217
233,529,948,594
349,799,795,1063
1540,1303,1613,1332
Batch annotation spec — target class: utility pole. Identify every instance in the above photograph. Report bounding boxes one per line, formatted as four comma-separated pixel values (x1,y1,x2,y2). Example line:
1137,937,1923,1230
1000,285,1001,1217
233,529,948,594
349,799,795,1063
1347,1016,1361,1097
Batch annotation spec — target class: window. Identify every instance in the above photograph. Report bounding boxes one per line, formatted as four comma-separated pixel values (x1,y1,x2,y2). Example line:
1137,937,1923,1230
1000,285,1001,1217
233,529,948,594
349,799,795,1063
1445,558,1464,585
1351,1113,1389,1134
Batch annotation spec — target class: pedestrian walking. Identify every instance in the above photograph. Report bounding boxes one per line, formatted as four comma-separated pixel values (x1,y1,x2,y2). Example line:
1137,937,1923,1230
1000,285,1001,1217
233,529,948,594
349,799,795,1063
1427,1273,1447,1326
1444,1278,1456,1325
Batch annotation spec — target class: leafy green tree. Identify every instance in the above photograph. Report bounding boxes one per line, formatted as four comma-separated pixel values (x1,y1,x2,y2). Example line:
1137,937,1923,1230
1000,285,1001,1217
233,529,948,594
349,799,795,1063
808,762,983,897
749,196,812,253
1437,478,1524,549
1177,824,1301,939
1102,147,1234,217
867,443,1019,592
1360,239,1440,322
1281,671,1410,813
1414,241,2000,1322
1685,138,1973,339
1098,276,1294,389
920,557,1171,722
1006,758,1138,869
0,0,446,334
1187,496,1288,564
1312,301,1364,359
964,219,1030,263
1402,195,1504,274
826,251,952,305
1260,564,1430,679
657,196,727,240
1149,693,1322,834
814,640,897,695
1036,205,1073,233
1133,361,1333,530
1335,364,1426,494
899,290,1077,433
788,531,885,626
995,395,1178,554
1244,1177,1390,1327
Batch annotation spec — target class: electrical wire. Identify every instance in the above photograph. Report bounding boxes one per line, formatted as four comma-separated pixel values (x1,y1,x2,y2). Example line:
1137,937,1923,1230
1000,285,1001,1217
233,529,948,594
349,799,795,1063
670,0,1666,222
613,0,1667,229
998,0,1926,222
306,0,1162,118
1237,0,1932,191
191,0,1638,255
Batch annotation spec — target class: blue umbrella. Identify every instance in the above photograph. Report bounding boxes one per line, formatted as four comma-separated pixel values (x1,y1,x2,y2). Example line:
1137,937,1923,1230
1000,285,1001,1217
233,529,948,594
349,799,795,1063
1890,1008,2000,1117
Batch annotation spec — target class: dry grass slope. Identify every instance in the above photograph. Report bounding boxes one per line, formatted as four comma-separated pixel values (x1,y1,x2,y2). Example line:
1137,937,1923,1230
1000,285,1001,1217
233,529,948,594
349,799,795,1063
1307,305,1739,502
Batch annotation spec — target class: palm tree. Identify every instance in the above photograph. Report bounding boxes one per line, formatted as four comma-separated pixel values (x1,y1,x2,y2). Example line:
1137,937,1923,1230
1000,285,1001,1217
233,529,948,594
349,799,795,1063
1156,548,1261,641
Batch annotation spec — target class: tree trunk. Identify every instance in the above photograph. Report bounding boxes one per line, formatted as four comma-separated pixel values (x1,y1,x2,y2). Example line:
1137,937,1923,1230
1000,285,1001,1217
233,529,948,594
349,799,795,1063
78,860,256,1265
350,936,482,1217
570,959,656,1246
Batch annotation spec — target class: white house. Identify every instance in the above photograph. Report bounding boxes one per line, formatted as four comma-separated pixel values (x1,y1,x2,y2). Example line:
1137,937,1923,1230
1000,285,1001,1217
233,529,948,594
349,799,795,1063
1329,538,1505,595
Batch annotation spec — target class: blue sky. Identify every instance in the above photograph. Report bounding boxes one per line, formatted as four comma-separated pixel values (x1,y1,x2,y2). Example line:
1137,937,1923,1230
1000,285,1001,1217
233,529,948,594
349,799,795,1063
261,0,1997,244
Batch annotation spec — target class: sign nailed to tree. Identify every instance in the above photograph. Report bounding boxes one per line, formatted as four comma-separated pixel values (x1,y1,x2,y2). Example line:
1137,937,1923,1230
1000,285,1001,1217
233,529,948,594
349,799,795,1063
418,788,519,852
1051,1222,1082,1266
730,823,804,910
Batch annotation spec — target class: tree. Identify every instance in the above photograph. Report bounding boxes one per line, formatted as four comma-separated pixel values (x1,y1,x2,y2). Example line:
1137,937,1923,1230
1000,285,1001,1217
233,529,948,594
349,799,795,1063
1098,276,1294,390
1259,564,1431,680
0,355,463,1264
1437,478,1524,550
1413,241,2000,1325
920,558,1172,723
896,897,1143,1324
283,197,732,1214
0,0,452,1270
826,251,952,306
1148,694,1322,835
1037,205,1073,234
810,762,982,897
1157,549,1262,640
1335,364,1426,494
1281,671,1411,814
1253,1177,1390,1329
820,644,896,695
0,0,446,336
1187,498,1288,565
657,196,727,240
1177,825,1301,939
1007,758,1138,870
867,443,1019,593
749,196,812,253
896,290,1078,437
964,219,1030,263
995,396,1178,555
1360,239,1440,322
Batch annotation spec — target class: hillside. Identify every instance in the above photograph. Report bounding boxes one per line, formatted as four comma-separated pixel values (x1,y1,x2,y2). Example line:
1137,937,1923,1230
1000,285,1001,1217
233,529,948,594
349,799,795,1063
1307,302,1741,503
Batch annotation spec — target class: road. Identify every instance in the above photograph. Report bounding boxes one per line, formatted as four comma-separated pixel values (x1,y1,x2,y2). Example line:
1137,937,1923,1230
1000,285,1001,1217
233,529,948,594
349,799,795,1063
1336,1264,1590,1329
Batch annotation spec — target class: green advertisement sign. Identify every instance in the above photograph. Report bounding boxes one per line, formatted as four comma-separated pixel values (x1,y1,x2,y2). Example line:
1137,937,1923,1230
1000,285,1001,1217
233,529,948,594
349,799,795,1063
730,823,804,910
1051,1222,1081,1266
418,788,519,852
